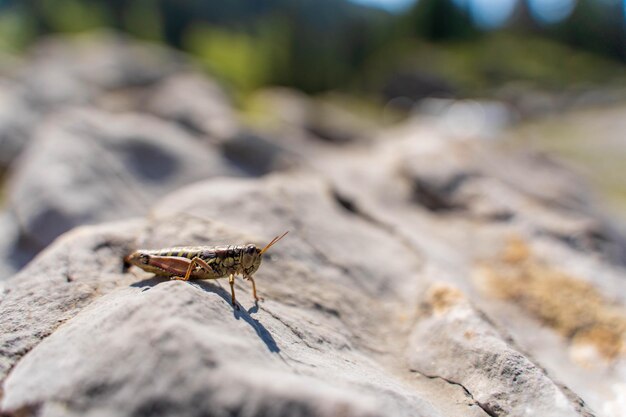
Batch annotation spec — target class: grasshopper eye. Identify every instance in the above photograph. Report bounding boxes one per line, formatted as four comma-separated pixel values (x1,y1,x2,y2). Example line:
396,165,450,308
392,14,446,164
245,245,256,255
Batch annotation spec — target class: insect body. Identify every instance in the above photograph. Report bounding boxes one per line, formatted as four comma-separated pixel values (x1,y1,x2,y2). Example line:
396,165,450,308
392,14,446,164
124,232,288,309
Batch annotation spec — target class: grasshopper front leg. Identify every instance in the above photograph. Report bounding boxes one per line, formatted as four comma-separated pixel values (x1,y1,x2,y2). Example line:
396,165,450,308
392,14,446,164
244,273,263,302
228,274,239,310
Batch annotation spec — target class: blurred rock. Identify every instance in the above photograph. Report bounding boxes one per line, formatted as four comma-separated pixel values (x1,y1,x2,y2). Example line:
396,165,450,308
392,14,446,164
382,70,455,106
394,137,625,263
144,72,237,140
221,130,296,176
0,31,191,173
4,107,240,263
0,211,32,279
16,31,188,112
0,79,37,169
248,88,376,145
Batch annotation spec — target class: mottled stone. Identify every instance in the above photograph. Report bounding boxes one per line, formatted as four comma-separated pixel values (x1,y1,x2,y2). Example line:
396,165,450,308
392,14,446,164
5,107,240,259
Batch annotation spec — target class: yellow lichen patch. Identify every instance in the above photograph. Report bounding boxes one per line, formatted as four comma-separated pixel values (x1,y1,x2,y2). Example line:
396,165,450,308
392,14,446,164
426,283,466,315
501,235,532,264
475,237,626,361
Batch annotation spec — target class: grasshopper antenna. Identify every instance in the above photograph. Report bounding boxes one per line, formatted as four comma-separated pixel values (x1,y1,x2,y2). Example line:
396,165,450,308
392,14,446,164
260,231,289,255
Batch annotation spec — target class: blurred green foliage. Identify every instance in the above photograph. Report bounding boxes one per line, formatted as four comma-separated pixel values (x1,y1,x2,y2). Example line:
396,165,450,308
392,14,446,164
0,0,623,97
0,4,34,52
186,19,290,92
365,33,626,96
39,0,108,33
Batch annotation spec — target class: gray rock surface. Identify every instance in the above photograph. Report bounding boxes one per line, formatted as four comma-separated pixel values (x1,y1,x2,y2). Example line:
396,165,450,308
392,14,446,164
1,178,443,417
0,33,285,278
7,108,240,249
0,79,37,168
1,33,625,417
15,31,187,112
0,31,190,172
408,283,593,417
0,168,620,417
144,72,238,140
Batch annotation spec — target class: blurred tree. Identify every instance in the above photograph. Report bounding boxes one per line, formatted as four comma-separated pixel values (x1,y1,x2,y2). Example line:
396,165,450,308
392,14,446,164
509,0,539,31
407,0,477,40
561,0,626,61
3,0,625,95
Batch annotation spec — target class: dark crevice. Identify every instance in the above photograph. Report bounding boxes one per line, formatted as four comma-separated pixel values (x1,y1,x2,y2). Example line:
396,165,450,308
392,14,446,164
330,187,424,263
262,307,323,353
332,190,358,214
412,370,499,417
220,132,288,177
331,189,400,237
409,172,475,213
0,403,40,417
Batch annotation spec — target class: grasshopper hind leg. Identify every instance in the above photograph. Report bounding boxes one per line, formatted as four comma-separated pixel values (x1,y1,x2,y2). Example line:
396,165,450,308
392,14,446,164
171,257,214,281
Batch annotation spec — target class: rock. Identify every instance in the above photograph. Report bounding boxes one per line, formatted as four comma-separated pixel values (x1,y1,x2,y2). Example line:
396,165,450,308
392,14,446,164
0,36,306,278
0,31,192,173
144,72,237,140
381,70,456,105
3,167,620,417
247,88,376,145
16,31,188,112
5,107,241,261
0,220,141,372
0,211,33,279
220,130,297,176
407,283,594,417
1,175,448,417
390,134,625,264
0,79,37,169
304,123,626,416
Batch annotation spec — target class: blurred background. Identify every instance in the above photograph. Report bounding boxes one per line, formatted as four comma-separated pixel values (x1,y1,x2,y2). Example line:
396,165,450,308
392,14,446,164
1,0,624,95
0,0,624,227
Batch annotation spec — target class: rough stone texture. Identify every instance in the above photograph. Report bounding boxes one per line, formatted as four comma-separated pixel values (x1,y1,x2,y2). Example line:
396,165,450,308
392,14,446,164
0,221,142,383
408,283,593,417
1,178,445,417
1,34,626,417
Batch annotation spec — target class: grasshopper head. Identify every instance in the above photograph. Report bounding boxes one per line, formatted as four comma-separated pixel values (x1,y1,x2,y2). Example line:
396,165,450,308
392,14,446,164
241,231,288,275
241,244,262,275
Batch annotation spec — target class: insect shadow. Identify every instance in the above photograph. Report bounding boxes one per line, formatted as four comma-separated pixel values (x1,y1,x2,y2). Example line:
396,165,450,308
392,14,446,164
131,277,280,353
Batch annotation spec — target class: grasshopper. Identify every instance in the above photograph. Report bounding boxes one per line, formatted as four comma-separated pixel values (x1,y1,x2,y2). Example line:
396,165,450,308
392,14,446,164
124,232,288,309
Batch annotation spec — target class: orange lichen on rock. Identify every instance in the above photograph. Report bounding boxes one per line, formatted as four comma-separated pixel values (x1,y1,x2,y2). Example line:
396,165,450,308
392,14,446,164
475,236,626,360
425,283,466,315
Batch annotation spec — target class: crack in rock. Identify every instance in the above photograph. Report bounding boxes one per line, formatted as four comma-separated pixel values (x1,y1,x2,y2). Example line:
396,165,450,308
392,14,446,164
412,370,498,417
